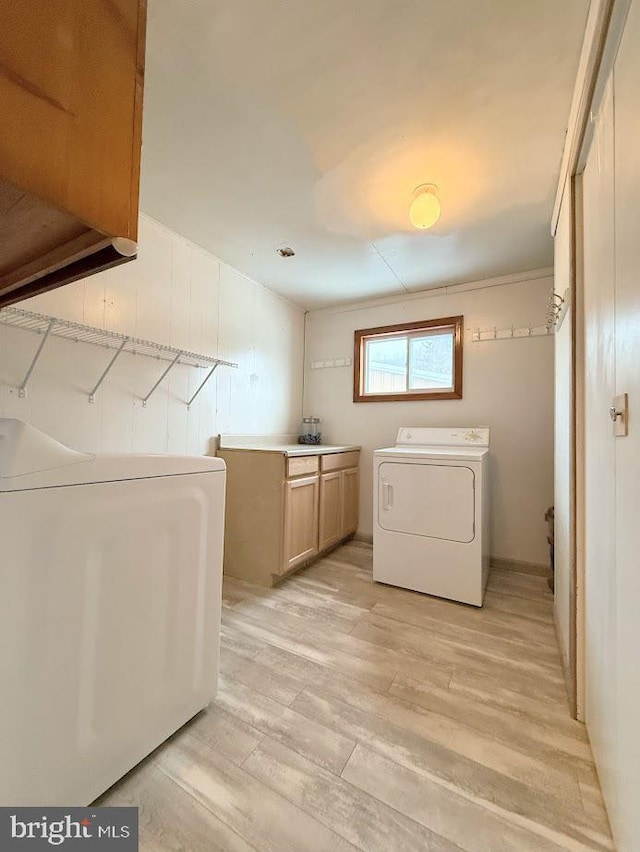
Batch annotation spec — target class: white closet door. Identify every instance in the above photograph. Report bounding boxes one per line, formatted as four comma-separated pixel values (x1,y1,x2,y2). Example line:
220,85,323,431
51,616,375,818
612,1,640,846
582,76,618,826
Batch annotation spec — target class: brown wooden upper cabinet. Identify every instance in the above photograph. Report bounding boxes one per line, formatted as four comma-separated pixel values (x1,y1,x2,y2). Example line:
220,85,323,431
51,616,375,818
0,0,147,307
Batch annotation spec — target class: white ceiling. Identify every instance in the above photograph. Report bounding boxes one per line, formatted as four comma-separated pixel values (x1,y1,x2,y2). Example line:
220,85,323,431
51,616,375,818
140,0,588,309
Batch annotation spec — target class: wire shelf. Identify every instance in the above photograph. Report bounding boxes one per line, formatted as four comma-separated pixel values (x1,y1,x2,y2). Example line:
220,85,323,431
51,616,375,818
0,306,235,368
0,306,237,406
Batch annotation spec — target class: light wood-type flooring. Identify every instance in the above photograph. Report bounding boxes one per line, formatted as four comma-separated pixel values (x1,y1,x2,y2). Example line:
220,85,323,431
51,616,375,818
99,541,613,851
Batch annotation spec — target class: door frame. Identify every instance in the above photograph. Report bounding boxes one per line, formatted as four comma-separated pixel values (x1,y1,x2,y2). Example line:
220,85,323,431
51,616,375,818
573,173,585,721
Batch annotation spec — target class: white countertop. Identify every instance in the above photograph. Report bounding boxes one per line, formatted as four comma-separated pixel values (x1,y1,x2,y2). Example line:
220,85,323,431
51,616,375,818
218,443,360,457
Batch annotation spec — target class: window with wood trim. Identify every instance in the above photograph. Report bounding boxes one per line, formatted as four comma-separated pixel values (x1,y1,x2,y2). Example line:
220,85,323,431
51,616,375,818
353,316,463,402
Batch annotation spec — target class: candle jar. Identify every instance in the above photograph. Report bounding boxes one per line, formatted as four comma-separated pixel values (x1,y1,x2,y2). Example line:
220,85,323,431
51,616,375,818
299,417,322,445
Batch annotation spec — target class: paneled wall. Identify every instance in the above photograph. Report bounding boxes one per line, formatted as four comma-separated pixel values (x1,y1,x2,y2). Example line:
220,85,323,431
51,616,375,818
0,215,305,455
303,272,554,566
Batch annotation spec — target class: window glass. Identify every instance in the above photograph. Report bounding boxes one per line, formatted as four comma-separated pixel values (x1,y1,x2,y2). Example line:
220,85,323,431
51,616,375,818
408,332,454,390
364,336,407,394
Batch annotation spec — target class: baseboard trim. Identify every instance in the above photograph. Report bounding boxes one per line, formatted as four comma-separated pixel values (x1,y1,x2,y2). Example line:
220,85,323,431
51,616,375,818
352,541,549,575
553,604,576,716
490,556,549,577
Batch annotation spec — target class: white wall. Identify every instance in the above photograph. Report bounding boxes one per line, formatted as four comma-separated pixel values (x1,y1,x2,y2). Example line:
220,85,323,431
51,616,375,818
553,187,574,683
0,215,304,455
304,272,555,565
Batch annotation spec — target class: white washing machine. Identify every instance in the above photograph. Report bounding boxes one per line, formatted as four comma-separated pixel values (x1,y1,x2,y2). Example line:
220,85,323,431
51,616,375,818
0,418,226,805
373,427,490,606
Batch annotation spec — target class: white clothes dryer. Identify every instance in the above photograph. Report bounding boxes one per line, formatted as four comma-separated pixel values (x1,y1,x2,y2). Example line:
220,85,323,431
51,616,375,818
373,427,490,606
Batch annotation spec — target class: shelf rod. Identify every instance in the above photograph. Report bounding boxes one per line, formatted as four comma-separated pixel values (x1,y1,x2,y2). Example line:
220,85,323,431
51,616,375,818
19,319,55,398
89,337,129,403
187,363,219,410
142,351,182,407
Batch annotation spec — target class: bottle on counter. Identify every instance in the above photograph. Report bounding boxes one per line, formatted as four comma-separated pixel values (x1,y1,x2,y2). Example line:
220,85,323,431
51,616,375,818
299,416,322,445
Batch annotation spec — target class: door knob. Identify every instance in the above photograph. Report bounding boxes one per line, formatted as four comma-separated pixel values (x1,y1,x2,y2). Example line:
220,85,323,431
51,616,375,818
610,393,628,437
609,407,623,422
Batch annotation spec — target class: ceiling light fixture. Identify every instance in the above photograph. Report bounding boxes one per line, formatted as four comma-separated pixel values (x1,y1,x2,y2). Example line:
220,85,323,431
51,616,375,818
409,184,441,230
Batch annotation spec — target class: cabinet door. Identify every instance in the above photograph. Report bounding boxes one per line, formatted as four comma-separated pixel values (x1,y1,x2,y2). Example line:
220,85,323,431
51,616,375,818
282,475,319,573
341,467,360,536
0,0,146,239
319,471,344,552
0,0,146,305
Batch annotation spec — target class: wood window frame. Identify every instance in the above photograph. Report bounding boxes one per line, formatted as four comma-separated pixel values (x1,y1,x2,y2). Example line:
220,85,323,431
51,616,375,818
353,315,463,403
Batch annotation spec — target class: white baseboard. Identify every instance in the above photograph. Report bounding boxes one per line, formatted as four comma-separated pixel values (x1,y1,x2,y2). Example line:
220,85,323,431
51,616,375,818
491,556,549,577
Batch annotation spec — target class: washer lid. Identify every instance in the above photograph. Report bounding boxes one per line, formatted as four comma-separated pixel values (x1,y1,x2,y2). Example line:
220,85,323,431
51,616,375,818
0,419,225,492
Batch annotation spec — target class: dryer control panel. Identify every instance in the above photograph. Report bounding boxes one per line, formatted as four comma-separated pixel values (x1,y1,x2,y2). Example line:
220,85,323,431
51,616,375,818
396,427,490,448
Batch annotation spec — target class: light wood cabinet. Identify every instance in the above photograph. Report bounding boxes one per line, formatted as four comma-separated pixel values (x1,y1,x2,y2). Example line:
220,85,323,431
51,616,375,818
0,0,147,306
342,466,360,535
319,466,360,551
321,450,361,472
283,475,319,573
217,447,360,586
286,455,319,478
319,471,343,551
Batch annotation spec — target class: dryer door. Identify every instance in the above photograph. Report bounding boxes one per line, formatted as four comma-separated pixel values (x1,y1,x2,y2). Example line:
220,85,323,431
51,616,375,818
378,461,475,542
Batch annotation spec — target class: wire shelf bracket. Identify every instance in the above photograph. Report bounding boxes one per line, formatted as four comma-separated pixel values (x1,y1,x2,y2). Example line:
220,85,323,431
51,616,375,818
0,306,238,407
142,351,182,408
89,337,129,404
19,318,55,398
187,363,219,410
